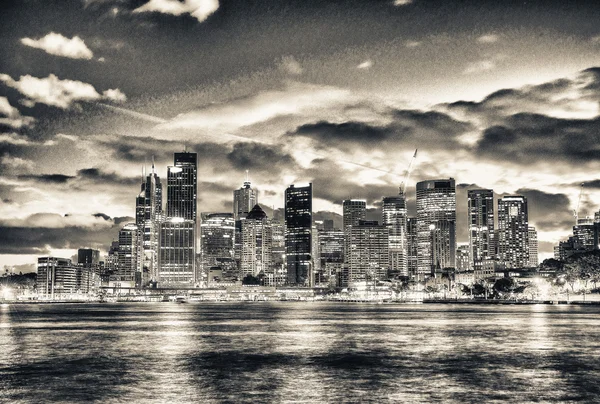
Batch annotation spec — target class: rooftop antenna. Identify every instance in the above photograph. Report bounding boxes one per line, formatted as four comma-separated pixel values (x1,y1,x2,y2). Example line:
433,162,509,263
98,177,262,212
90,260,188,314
151,155,155,174
574,183,585,225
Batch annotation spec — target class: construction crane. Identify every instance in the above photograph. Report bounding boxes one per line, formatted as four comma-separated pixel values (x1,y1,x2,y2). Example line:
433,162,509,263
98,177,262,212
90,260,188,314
399,149,418,195
573,183,584,225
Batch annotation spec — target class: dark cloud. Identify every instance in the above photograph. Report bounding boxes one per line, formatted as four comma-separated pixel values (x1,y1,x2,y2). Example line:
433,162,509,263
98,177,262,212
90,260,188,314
93,213,112,221
226,142,296,172
289,109,471,153
515,188,573,232
77,167,140,185
476,114,600,164
18,174,74,183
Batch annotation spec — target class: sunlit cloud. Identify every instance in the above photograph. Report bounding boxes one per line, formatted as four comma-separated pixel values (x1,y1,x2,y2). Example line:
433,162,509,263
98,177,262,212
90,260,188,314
477,34,499,44
357,60,373,70
133,0,219,23
20,32,94,60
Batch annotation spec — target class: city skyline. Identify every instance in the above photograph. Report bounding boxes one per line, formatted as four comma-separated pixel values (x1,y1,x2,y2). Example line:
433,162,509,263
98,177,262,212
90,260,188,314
1,0,600,271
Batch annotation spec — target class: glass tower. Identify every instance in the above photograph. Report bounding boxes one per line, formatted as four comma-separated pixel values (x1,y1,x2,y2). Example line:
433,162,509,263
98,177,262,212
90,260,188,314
285,183,312,286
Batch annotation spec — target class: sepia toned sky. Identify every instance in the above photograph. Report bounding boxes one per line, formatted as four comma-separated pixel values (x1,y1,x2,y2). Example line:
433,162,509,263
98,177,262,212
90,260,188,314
1,0,600,271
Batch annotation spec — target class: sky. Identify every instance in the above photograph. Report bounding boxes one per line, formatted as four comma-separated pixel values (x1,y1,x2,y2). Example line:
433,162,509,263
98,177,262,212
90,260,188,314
1,0,600,272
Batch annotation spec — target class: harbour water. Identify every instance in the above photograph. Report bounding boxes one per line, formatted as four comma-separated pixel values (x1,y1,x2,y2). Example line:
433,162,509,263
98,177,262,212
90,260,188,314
1,302,600,403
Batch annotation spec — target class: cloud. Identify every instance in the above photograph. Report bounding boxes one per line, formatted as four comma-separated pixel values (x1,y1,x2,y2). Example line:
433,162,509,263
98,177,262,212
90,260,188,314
280,56,303,76
0,74,126,109
18,174,75,184
226,143,297,173
20,32,94,60
405,40,421,48
0,97,35,129
76,167,139,185
357,60,373,70
463,60,496,74
0,133,31,146
515,188,573,232
133,0,219,23
157,83,352,133
0,154,35,171
592,35,600,45
477,34,499,44
393,0,413,6
0,212,115,229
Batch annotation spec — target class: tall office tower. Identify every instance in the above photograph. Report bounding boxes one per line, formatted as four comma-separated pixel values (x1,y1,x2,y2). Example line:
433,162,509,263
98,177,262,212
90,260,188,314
429,220,456,275
382,195,408,278
285,183,312,286
467,189,495,270
158,218,196,285
135,162,163,283
233,175,258,221
240,205,272,278
117,223,140,287
343,199,366,265
268,220,287,286
406,217,418,279
416,179,456,276
200,213,236,278
311,226,321,285
318,228,344,284
104,241,119,276
497,196,529,268
167,151,197,222
347,220,390,283
528,227,539,267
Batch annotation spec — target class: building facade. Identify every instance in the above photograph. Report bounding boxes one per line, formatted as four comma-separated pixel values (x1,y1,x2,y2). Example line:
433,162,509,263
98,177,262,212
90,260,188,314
240,205,272,278
382,195,408,278
497,196,529,268
285,184,312,286
200,213,236,279
467,189,495,269
416,179,456,277
166,151,197,222
347,220,390,283
136,163,163,284
159,218,196,285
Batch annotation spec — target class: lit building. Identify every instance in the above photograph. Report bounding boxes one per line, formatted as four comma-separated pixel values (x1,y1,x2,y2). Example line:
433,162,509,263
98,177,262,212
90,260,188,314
455,245,470,271
285,183,312,286
343,199,366,267
166,151,197,222
467,189,495,269
135,162,162,283
382,194,408,278
233,174,258,221
240,205,272,278
37,257,96,298
200,213,236,279
78,248,100,270
116,223,140,287
497,196,529,268
572,219,596,251
318,228,344,285
528,226,539,267
268,220,287,286
159,218,196,285
347,220,389,283
406,217,418,279
416,179,456,277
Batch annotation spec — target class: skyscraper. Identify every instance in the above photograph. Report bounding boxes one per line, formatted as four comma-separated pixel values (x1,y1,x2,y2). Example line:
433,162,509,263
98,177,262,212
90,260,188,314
240,205,272,278
406,217,418,279
416,179,456,276
347,220,389,283
167,151,197,222
200,213,236,278
136,162,162,284
158,218,196,285
467,189,495,269
285,183,312,286
343,199,366,265
382,194,408,277
528,226,538,267
117,223,140,287
497,196,529,268
233,174,258,221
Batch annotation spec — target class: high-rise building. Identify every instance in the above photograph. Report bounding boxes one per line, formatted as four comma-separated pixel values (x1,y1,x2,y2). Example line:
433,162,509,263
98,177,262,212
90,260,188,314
497,196,529,268
240,205,272,278
318,228,344,285
455,245,470,271
343,199,366,265
116,223,140,287
77,248,100,269
268,219,287,286
347,220,389,283
416,179,456,276
528,226,538,267
467,189,495,269
382,194,408,278
406,217,418,279
200,213,236,279
158,218,196,285
233,175,258,221
285,183,312,286
136,162,162,283
166,151,197,222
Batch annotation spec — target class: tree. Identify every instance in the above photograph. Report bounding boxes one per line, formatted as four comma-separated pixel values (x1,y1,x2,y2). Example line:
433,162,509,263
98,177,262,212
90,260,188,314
242,274,261,285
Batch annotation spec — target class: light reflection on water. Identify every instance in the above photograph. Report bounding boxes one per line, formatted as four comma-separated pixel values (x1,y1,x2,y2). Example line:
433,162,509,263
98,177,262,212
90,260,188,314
1,302,600,403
